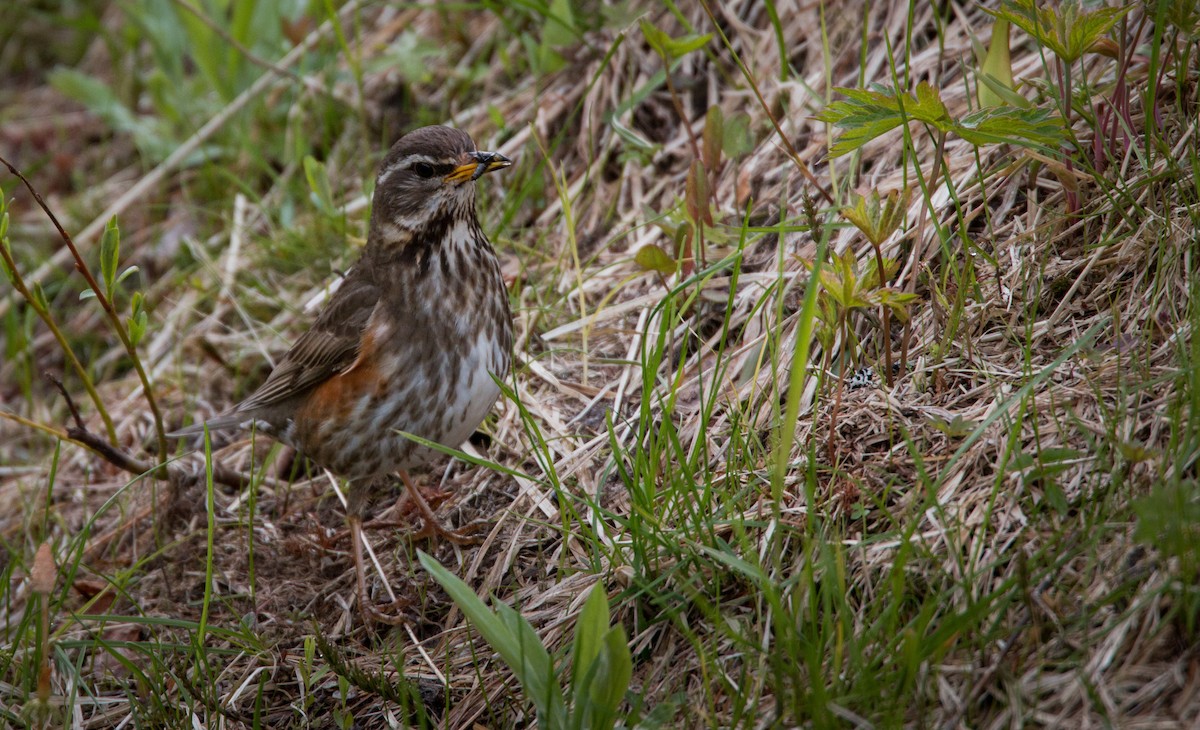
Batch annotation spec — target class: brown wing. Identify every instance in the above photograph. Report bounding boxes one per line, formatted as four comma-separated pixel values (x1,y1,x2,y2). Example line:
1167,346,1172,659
234,274,381,413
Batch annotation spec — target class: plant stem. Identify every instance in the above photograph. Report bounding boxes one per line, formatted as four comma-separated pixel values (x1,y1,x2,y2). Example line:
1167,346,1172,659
0,157,169,461
0,238,118,442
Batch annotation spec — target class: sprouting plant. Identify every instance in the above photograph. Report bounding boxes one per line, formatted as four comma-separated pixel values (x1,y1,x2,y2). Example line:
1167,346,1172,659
798,247,916,461
839,189,910,386
420,551,634,730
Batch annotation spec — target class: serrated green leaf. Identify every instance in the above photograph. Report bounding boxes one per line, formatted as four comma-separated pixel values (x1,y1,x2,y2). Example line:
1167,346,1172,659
953,106,1065,150
636,244,675,275
100,216,120,299
985,0,1130,63
840,189,908,246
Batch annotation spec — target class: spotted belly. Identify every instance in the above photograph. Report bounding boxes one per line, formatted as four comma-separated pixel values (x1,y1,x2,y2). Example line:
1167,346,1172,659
289,327,507,481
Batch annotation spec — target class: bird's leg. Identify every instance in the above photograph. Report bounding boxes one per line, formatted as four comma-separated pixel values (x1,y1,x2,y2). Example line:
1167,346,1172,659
347,482,408,625
398,469,486,545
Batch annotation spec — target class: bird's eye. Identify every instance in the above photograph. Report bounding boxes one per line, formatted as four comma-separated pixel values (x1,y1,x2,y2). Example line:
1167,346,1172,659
413,162,435,179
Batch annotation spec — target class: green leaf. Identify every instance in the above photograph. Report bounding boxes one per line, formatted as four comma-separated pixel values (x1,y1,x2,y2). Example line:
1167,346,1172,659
722,112,754,158
662,32,711,57
978,18,1014,108
640,19,710,59
303,156,336,216
952,106,1065,150
571,586,608,695
116,265,140,286
818,83,953,157
100,216,120,299
985,0,1130,63
129,291,147,346
702,106,723,169
418,552,566,727
840,189,908,246
977,71,1031,109
590,628,632,718
31,282,49,311
538,0,577,73
635,244,675,275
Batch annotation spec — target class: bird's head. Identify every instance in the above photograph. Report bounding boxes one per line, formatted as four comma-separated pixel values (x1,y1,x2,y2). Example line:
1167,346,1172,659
367,126,511,250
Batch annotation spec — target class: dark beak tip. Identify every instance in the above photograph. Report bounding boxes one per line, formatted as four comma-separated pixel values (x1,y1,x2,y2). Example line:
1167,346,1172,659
469,150,513,181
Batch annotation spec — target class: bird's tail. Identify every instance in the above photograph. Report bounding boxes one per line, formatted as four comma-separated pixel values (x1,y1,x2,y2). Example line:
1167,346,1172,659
166,413,247,439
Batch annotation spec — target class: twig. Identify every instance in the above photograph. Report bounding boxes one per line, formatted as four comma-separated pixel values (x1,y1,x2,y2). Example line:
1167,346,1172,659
0,5,343,320
1,156,169,461
44,373,271,492
698,0,835,206
0,215,118,442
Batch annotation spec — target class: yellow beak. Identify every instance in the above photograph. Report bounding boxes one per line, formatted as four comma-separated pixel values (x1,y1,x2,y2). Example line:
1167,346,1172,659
444,151,513,184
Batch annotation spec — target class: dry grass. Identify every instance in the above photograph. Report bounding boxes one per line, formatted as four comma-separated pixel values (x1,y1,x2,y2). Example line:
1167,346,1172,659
2,0,1198,727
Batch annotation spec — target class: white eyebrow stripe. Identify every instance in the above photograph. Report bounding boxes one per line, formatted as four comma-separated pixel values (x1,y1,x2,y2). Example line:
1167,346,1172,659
375,154,450,186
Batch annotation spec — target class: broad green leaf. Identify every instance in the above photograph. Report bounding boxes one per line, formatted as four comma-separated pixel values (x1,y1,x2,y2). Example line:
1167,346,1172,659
571,586,614,730
978,18,1014,108
640,19,710,59
571,585,609,693
662,32,711,57
635,244,675,274
722,112,754,158
591,628,632,714
100,217,120,299
493,600,567,727
418,551,566,727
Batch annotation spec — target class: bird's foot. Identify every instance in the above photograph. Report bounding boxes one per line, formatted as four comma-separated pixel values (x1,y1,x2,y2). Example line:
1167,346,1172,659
405,517,488,545
357,596,412,626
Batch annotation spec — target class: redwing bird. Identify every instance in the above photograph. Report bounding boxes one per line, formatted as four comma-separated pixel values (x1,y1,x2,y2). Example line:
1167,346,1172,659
173,126,513,622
